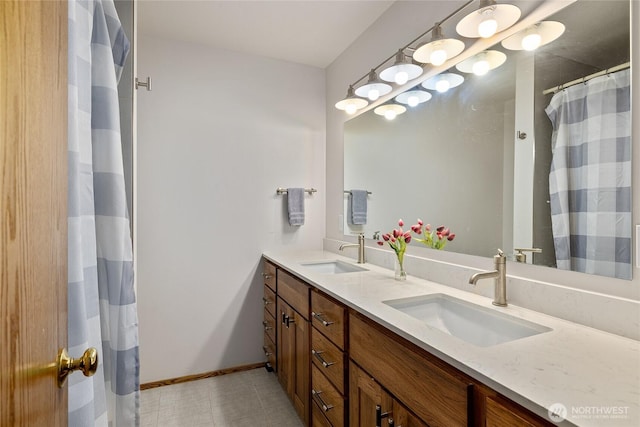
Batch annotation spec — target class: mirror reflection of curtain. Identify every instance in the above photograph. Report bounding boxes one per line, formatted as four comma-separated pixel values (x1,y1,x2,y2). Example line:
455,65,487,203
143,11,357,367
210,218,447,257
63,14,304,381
546,68,631,280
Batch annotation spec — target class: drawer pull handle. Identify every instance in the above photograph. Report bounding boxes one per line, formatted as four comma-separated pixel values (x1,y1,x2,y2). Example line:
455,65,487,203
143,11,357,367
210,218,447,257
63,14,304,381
261,272,272,279
262,320,273,331
376,405,391,427
312,311,334,327
311,389,334,412
311,349,335,368
388,419,395,427
262,346,272,357
262,297,272,306
281,312,287,324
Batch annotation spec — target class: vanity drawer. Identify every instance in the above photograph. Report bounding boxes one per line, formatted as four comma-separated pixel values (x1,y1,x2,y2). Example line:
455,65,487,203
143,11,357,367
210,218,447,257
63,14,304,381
263,260,276,292
311,290,346,350
311,327,345,394
263,284,276,318
278,270,309,320
263,332,276,372
350,312,472,427
311,364,345,427
263,309,276,344
311,399,333,427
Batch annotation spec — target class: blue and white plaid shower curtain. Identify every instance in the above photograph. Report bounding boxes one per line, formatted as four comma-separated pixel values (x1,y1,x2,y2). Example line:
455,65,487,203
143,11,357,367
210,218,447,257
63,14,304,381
547,68,631,280
68,0,139,425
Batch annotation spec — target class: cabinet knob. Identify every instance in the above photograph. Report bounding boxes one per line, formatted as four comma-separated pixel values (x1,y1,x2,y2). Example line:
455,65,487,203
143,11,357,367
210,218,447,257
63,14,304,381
261,273,272,279
262,320,273,331
262,297,272,306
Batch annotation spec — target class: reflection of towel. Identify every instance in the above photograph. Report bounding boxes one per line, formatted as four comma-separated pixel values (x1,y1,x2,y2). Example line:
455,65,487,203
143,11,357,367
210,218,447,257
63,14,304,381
350,190,367,225
287,188,305,226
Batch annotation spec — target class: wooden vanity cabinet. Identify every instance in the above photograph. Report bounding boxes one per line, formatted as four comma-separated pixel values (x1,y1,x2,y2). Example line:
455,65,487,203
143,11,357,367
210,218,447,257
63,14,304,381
262,258,555,427
276,270,311,426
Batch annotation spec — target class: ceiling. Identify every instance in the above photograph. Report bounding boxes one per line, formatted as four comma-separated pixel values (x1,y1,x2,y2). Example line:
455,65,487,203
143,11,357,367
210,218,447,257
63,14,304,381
137,0,395,69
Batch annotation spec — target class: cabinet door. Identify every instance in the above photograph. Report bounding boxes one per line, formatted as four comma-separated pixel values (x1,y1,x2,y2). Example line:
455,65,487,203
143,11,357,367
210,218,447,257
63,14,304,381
277,297,292,394
291,308,310,425
277,297,310,425
349,362,393,427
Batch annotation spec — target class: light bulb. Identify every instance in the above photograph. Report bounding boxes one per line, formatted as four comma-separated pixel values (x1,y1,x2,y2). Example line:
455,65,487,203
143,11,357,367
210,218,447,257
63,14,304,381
407,95,420,107
384,110,397,120
430,48,447,66
472,59,490,76
478,17,498,38
394,71,409,85
521,32,542,51
345,104,357,115
368,89,380,101
435,78,450,93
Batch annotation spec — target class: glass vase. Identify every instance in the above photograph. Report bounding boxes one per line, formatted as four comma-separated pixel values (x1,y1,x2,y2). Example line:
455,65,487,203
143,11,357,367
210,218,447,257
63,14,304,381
394,254,407,281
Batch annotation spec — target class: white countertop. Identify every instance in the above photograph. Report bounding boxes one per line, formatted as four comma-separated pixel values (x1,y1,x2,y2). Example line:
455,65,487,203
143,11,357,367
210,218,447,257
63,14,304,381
263,250,640,427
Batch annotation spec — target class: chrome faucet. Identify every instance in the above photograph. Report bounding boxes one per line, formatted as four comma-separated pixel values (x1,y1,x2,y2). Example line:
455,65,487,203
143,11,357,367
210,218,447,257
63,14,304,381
469,249,507,306
339,233,365,264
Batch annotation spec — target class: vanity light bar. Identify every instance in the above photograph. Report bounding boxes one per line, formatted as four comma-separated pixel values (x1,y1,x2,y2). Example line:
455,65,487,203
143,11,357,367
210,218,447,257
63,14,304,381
336,0,476,111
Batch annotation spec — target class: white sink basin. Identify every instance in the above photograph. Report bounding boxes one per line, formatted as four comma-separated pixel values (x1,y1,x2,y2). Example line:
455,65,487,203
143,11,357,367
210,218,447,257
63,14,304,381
300,260,368,274
383,294,551,347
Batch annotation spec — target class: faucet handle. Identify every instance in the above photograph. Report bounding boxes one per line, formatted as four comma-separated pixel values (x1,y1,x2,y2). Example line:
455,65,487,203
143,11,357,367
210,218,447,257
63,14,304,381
495,249,506,263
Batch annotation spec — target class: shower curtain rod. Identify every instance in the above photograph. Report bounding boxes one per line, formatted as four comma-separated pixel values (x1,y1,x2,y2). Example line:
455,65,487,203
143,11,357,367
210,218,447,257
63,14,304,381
542,61,630,95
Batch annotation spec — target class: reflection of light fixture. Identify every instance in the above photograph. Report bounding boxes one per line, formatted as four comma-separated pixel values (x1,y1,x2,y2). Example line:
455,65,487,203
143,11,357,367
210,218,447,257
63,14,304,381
395,88,432,107
374,104,407,120
501,21,566,51
456,0,521,39
413,24,465,66
335,85,368,115
355,69,392,101
380,49,423,85
422,72,464,93
455,50,506,76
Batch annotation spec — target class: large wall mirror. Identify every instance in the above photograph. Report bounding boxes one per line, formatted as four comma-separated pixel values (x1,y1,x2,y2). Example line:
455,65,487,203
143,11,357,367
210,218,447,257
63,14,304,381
344,0,632,280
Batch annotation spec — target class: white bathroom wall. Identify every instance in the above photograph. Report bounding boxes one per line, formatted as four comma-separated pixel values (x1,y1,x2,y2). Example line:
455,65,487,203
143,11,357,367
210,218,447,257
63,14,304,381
326,1,640,303
136,35,325,383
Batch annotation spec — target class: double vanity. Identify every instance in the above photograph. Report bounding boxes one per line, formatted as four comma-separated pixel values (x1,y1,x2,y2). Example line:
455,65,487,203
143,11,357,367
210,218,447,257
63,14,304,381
262,250,639,426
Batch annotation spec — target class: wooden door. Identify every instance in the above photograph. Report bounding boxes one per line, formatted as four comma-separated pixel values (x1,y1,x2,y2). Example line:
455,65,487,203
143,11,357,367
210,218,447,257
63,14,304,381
349,362,393,427
0,1,68,425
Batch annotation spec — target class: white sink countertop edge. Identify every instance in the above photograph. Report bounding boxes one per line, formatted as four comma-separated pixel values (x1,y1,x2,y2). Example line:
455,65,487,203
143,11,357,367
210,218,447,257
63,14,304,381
262,250,640,427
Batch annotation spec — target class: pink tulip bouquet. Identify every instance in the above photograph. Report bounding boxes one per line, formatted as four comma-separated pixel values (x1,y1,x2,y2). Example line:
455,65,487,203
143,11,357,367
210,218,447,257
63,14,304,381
377,219,411,280
410,219,455,250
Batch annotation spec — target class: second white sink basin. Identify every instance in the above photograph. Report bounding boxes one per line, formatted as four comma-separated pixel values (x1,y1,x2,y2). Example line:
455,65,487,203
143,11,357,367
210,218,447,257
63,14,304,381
300,260,368,274
383,294,551,347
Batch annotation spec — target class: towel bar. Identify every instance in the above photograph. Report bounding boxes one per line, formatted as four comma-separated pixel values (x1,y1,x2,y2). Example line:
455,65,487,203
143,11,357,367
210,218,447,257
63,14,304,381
344,190,372,195
276,187,317,195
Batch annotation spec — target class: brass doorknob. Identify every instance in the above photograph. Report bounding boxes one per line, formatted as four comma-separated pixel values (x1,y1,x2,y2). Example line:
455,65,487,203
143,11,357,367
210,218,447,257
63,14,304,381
57,347,98,388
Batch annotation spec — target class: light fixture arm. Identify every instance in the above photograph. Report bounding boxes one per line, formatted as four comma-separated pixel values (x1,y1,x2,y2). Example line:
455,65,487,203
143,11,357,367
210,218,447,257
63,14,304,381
347,0,474,88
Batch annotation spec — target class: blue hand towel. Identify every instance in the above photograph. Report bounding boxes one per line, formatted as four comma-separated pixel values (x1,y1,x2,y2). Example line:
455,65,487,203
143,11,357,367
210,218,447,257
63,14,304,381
350,190,368,225
287,188,305,226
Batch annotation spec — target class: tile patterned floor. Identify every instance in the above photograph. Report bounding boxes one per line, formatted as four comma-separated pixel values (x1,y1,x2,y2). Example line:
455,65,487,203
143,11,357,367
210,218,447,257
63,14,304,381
140,368,304,427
